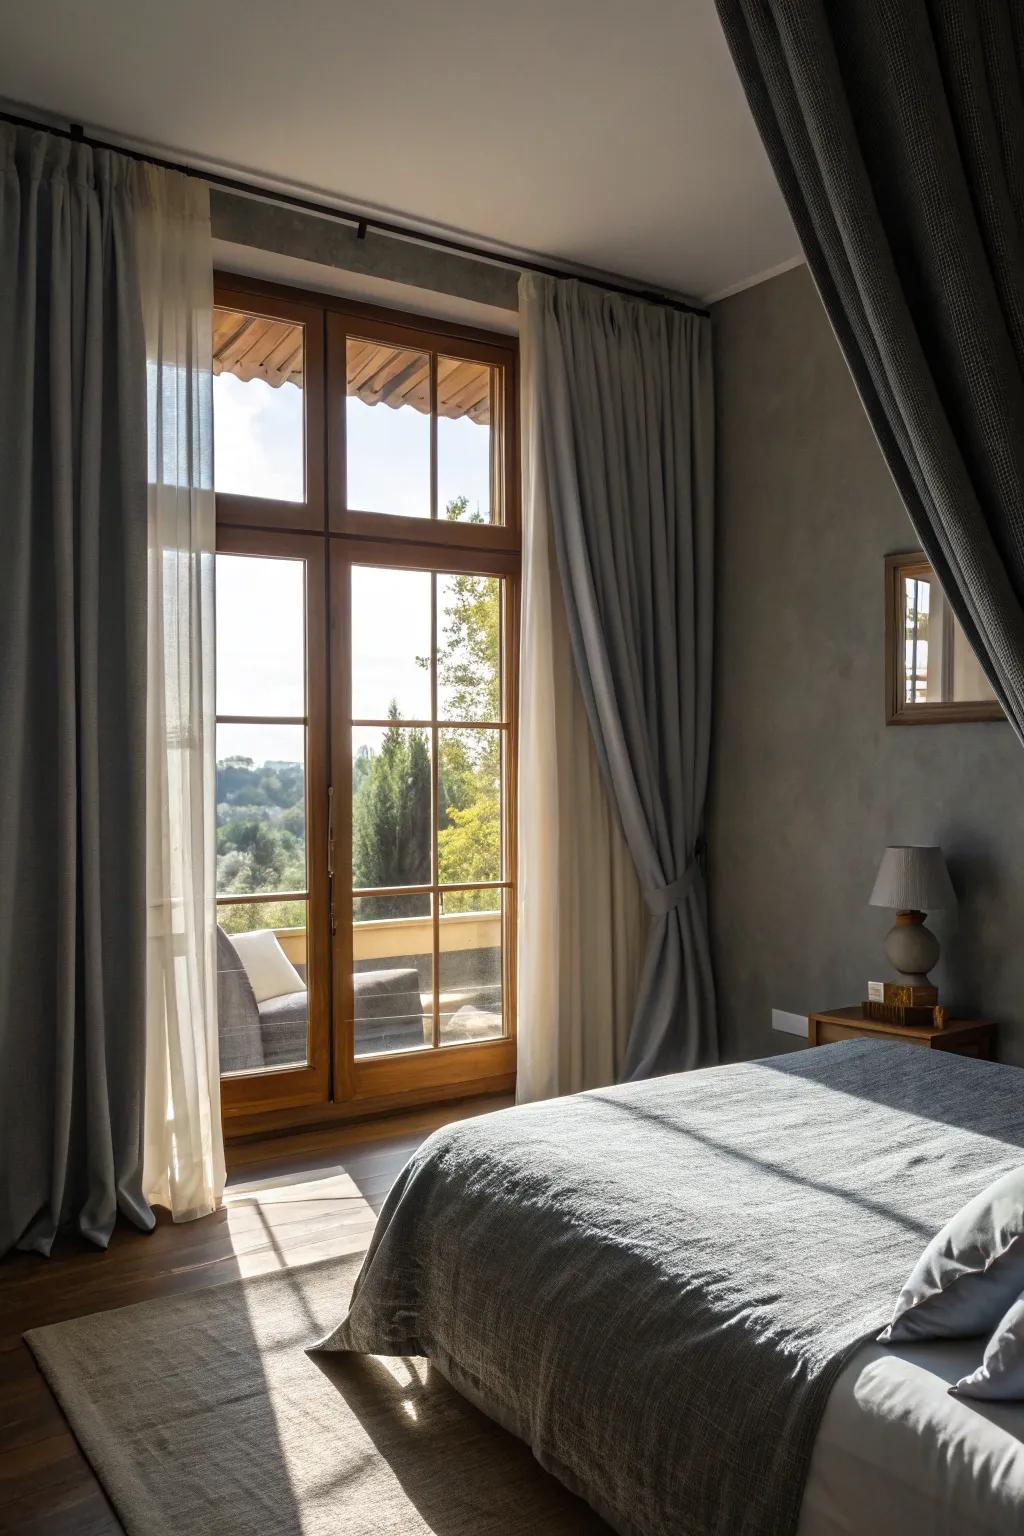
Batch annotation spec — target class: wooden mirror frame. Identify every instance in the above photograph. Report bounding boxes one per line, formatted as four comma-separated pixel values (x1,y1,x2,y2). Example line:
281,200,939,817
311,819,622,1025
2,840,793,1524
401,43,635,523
885,552,1004,725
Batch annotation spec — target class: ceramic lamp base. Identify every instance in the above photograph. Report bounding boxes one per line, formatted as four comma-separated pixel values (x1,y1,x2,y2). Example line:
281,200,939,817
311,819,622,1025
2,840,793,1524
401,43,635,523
883,909,939,988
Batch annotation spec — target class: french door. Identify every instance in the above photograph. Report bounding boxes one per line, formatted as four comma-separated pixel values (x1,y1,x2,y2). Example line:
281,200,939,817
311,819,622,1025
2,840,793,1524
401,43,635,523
330,542,518,1108
213,276,518,1133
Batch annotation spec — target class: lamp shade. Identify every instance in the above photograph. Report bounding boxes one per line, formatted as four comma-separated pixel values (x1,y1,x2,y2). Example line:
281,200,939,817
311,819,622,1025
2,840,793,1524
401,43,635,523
869,846,956,911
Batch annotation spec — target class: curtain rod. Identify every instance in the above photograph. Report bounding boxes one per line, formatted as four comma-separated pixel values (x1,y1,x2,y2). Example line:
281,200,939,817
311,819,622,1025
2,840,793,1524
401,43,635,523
1,108,709,319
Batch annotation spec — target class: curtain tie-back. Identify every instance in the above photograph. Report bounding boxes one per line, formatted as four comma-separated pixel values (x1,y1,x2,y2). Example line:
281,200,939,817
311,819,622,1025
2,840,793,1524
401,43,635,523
645,840,705,917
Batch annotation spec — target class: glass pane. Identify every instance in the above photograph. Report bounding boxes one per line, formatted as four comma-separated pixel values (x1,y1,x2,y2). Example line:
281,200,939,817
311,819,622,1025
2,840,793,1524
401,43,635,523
437,573,500,721
216,554,305,717
352,725,432,891
902,571,996,705
439,889,503,1045
217,899,309,1074
351,566,431,721
346,339,430,517
216,724,306,897
353,893,431,1057
213,307,304,502
438,358,495,525
903,575,928,705
438,728,501,886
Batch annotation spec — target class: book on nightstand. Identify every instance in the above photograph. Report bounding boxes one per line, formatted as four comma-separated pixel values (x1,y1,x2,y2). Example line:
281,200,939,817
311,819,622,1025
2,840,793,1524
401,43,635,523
861,1000,938,1028
867,981,939,1007
864,981,942,1028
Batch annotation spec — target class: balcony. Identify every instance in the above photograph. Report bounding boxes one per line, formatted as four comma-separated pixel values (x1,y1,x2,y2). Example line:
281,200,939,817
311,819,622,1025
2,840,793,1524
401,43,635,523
217,910,502,1075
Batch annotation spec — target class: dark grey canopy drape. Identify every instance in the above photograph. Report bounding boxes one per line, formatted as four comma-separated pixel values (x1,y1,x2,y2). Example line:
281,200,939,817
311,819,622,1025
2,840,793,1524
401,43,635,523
717,0,1024,742
0,126,152,1255
520,276,717,1078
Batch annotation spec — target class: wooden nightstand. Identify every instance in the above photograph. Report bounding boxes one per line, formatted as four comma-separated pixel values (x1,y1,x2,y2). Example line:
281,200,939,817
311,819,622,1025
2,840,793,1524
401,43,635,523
808,1007,995,1060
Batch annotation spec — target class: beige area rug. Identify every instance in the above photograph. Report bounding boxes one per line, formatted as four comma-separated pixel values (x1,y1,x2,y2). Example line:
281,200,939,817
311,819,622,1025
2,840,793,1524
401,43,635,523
26,1252,608,1536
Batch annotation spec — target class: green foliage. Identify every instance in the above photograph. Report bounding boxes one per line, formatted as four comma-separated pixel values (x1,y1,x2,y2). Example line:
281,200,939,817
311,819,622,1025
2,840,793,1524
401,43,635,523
439,505,500,724
216,754,305,813
434,502,501,909
218,898,305,936
438,795,500,894
227,821,284,890
216,755,307,934
352,704,431,918
445,492,485,527
351,496,502,917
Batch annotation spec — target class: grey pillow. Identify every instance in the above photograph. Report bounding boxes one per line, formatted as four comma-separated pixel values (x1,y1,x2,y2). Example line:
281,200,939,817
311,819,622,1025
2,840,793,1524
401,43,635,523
952,1293,1024,1400
879,1166,1024,1343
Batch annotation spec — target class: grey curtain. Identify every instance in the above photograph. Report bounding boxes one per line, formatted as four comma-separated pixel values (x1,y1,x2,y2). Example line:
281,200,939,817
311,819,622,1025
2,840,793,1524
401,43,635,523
520,276,717,1078
717,0,1024,743
0,126,153,1255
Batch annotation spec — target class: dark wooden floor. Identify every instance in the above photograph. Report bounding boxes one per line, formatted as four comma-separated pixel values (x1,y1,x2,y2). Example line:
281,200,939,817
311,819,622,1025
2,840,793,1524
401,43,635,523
0,1095,510,1535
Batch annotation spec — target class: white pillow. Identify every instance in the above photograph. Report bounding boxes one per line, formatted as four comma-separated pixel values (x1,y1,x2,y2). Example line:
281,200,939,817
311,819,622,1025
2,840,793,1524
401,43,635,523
230,929,304,1004
953,1292,1024,1400
879,1166,1024,1343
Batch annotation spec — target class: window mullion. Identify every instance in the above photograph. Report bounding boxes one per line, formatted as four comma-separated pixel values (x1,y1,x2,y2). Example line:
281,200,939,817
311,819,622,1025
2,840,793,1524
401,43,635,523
430,569,440,1050
429,351,438,521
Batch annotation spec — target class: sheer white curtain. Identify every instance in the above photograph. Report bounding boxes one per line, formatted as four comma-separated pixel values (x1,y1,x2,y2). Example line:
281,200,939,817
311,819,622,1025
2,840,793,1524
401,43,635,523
139,167,225,1220
517,288,647,1103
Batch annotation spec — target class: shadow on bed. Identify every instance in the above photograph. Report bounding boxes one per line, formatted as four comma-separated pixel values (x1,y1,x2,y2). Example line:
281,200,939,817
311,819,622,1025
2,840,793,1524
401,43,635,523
756,1043,1024,1147
310,1350,610,1531
584,1089,939,1238
580,1041,1024,1243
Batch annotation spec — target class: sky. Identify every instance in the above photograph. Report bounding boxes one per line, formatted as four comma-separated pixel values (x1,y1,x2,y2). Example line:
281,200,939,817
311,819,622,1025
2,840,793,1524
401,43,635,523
214,375,493,769
212,374,491,516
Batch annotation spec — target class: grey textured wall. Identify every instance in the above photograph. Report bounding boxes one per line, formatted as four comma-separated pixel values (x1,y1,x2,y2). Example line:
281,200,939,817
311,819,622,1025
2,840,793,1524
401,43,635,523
708,264,1024,1066
211,190,519,310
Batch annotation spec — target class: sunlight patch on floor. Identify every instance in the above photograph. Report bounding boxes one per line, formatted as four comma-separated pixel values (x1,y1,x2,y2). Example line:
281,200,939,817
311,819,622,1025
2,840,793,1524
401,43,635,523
226,1165,370,1203
198,1165,381,1280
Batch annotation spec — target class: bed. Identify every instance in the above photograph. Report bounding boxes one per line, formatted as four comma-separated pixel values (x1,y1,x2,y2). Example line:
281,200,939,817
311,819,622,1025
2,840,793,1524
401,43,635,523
315,1040,1024,1536
801,1333,1024,1534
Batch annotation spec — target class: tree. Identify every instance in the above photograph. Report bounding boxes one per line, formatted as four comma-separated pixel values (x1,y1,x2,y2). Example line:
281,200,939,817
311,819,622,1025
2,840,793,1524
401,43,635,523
215,754,307,934
438,498,499,722
435,496,502,912
216,818,300,938
438,794,500,899
231,821,284,892
352,703,431,918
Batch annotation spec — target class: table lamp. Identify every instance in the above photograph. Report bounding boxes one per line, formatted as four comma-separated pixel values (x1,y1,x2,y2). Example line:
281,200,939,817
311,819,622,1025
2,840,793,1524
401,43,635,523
869,846,956,987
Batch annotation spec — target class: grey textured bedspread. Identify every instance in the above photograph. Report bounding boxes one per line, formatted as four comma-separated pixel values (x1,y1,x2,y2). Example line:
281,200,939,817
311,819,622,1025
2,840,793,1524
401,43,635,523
316,1042,1024,1536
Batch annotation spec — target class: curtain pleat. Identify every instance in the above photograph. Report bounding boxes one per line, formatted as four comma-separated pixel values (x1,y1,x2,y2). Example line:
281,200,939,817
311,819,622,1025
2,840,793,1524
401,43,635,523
518,276,717,1087
517,333,646,1098
0,125,221,1255
138,166,224,1223
0,127,151,1253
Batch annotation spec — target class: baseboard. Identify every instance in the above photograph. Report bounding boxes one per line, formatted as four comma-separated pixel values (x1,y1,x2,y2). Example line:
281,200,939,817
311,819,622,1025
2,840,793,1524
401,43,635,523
223,1072,516,1150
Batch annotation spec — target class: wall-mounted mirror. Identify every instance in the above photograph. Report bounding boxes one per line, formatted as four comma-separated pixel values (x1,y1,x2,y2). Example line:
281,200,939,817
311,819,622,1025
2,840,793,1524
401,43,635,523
885,553,1002,724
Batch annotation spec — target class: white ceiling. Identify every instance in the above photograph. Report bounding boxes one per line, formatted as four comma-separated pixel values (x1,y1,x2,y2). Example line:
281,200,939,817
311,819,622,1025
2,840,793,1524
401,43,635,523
1,0,800,303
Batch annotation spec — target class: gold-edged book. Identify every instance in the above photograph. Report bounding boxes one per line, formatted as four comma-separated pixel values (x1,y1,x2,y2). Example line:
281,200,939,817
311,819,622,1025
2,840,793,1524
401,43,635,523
861,1000,938,1029
866,980,938,1008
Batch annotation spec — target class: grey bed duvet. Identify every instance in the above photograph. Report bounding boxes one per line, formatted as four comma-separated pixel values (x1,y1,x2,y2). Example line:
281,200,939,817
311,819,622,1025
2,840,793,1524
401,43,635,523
315,1041,1024,1536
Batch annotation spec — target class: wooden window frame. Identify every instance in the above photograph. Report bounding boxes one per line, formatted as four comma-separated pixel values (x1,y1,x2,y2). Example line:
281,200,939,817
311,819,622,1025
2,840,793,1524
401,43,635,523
330,540,518,1109
327,309,519,551
213,283,326,534
216,526,332,1120
213,273,519,1135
